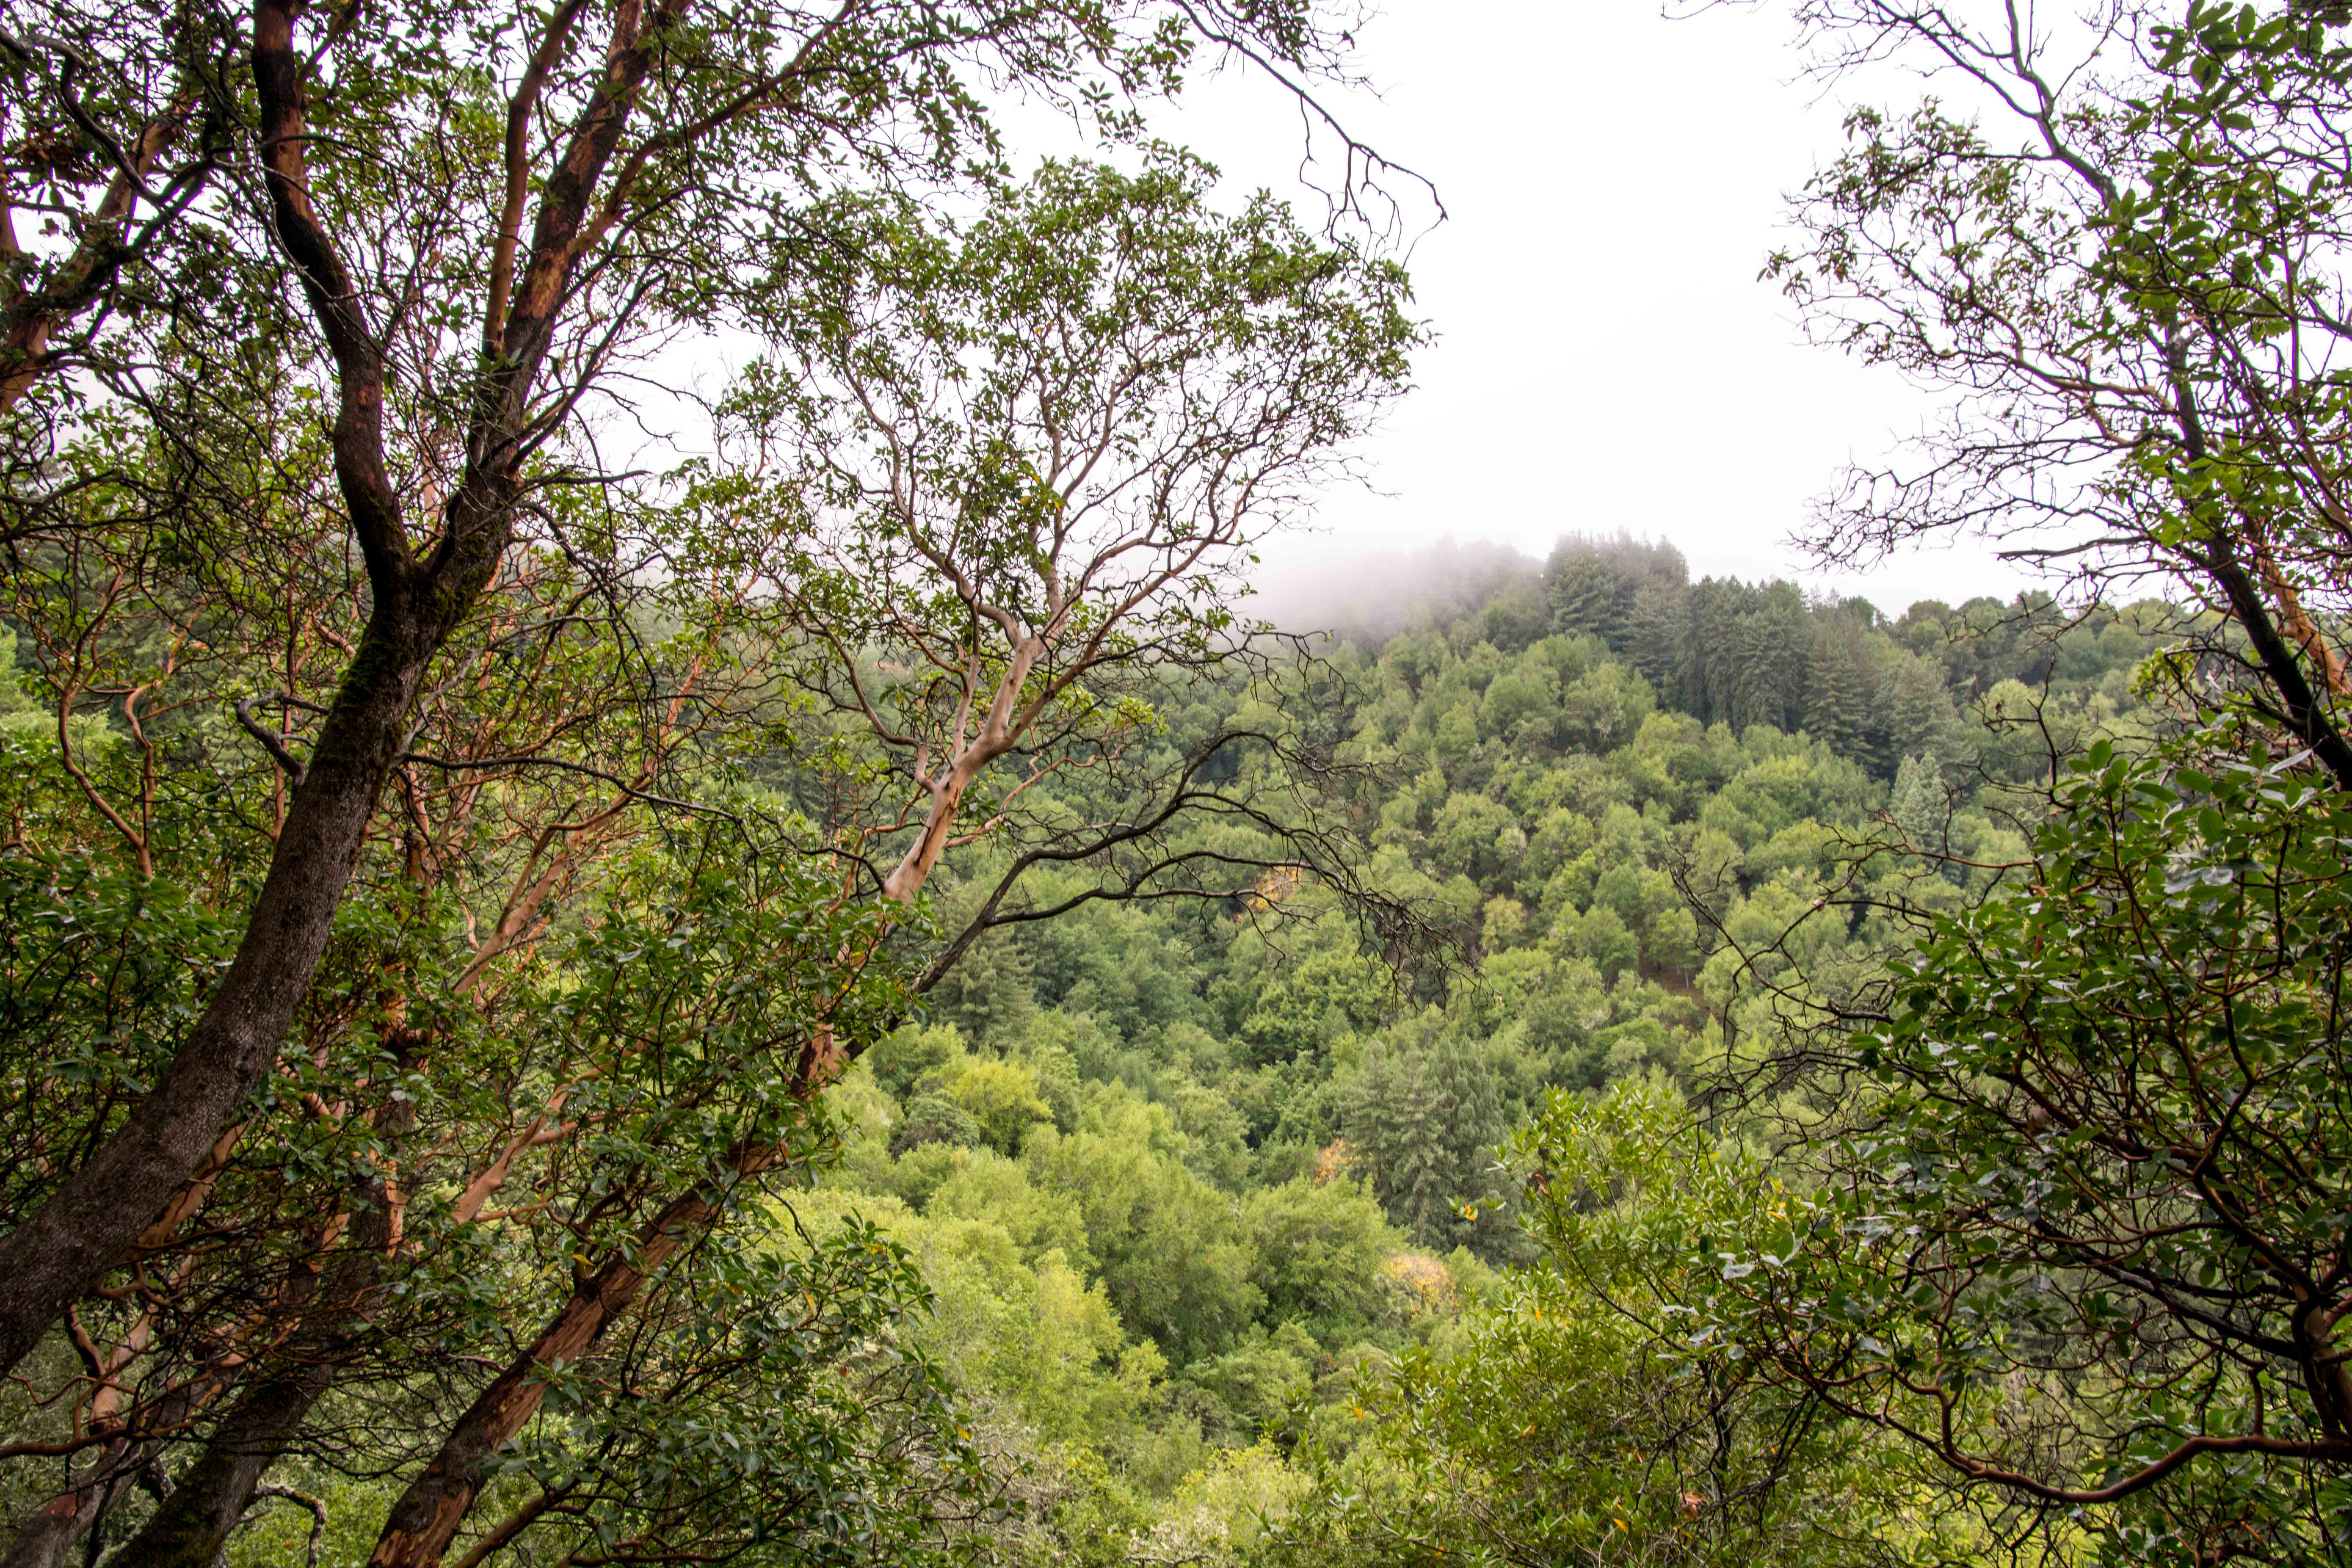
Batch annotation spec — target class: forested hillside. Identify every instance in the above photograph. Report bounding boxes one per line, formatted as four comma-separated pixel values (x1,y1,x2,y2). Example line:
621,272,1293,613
794,535,2188,1563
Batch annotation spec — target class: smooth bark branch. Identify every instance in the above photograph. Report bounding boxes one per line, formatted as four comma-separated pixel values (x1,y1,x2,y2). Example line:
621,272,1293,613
363,1167,759,1568
484,0,595,356
2198,532,2352,791
2249,528,2352,698
878,635,1041,904
250,0,408,587
1947,1431,2349,1507
2167,341,2352,791
0,65,201,412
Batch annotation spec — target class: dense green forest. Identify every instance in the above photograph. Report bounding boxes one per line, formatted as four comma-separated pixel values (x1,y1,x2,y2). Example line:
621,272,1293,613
786,538,2190,1564
9,0,2352,1565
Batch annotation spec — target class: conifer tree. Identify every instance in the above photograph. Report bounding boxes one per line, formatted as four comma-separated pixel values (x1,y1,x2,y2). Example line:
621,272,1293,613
1342,1031,1505,1252
1802,630,1877,766
1724,585,1813,731
1546,554,1628,646
1625,575,1692,705
1878,652,1964,771
1887,753,1949,858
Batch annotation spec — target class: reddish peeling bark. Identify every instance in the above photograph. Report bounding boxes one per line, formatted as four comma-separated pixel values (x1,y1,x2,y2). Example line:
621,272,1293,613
0,0,678,1377
363,1172,748,1568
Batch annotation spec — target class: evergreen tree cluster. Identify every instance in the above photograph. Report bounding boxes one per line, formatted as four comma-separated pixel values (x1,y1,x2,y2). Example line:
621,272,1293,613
1431,534,2179,782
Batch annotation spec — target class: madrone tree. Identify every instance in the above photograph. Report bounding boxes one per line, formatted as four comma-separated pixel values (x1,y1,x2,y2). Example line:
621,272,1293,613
0,11,1421,1568
352,155,1415,1568
0,148,1415,1568
1705,737,2352,1562
0,0,1392,1377
1770,0,2352,784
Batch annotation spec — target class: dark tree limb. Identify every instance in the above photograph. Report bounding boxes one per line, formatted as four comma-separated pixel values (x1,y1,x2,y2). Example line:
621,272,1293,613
0,0,680,1377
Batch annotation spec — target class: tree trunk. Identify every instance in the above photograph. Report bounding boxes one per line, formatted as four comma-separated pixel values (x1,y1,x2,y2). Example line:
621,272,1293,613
109,1358,346,1568
0,1439,145,1568
0,0,446,1374
0,0,660,1374
109,1091,410,1568
363,1175,742,1568
0,593,441,1376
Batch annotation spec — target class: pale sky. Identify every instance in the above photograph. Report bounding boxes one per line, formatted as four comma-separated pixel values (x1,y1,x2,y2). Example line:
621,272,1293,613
1156,2,2039,614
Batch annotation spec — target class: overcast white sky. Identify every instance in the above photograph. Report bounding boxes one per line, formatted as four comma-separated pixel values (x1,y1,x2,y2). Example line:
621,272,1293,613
1151,2,2039,613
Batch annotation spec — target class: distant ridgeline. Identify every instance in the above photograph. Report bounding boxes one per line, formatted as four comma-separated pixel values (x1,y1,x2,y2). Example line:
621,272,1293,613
1304,532,2185,784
